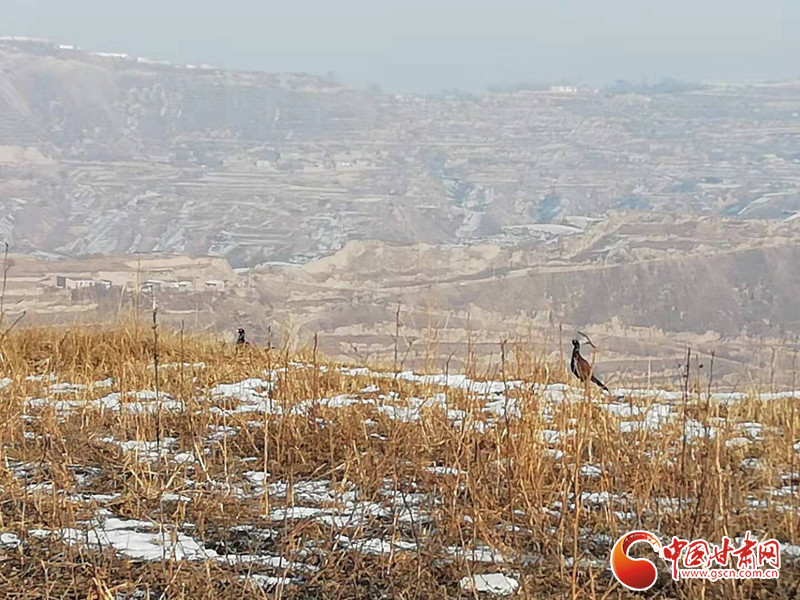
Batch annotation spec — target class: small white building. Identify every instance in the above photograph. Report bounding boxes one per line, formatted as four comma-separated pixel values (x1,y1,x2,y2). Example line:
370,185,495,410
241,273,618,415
56,276,96,290
550,85,578,94
139,279,167,293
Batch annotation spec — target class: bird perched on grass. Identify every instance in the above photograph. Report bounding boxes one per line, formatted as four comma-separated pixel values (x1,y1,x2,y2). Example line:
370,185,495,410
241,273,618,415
236,328,249,346
570,339,609,393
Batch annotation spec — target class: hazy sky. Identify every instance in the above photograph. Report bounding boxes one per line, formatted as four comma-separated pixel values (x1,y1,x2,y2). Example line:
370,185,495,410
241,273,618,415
3,0,798,91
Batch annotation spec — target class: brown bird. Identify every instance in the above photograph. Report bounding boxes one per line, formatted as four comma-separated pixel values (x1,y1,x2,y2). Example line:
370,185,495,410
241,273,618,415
236,328,249,346
570,339,609,393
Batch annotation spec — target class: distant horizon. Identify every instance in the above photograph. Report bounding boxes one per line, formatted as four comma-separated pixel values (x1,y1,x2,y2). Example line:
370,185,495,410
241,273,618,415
3,0,797,93
2,33,798,96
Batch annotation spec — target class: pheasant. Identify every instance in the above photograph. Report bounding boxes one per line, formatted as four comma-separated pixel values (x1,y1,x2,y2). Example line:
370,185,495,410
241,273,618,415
570,339,609,393
236,328,249,346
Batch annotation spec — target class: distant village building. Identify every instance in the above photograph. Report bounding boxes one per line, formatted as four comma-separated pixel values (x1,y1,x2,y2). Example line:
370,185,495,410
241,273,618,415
55,276,97,290
549,85,579,94
158,281,193,291
140,279,165,292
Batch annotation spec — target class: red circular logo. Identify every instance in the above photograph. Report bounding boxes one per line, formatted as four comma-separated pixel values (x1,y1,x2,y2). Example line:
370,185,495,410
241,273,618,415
610,530,662,591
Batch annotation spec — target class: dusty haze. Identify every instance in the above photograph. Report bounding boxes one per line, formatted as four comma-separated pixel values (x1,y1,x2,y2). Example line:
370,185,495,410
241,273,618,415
3,0,799,91
0,12,799,385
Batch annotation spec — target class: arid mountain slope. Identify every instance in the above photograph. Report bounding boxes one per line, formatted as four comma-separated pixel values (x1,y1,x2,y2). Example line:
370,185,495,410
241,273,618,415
237,216,800,384
2,39,800,384
4,216,800,385
1,38,799,266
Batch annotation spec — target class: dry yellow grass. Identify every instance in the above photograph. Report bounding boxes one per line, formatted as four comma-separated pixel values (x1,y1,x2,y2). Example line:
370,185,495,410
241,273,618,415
0,325,797,599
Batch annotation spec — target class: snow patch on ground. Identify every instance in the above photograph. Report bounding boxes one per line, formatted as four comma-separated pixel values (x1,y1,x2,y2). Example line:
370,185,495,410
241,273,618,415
460,573,519,595
31,515,214,562
0,532,21,549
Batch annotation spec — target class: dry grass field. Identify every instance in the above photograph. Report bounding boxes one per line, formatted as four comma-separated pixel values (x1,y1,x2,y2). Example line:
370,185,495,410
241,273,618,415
0,325,798,599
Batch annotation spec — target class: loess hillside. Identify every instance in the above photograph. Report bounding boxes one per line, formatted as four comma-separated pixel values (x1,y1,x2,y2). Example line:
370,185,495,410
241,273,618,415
1,38,799,266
